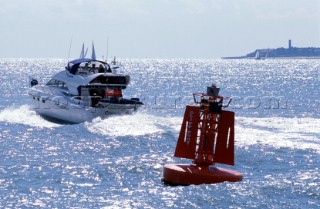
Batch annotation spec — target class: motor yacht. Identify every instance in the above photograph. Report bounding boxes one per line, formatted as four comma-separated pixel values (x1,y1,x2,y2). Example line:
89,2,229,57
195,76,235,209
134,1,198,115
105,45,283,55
28,45,143,123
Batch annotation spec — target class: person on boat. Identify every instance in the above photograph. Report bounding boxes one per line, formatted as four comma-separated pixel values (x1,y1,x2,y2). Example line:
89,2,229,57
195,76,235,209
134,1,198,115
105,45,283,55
83,63,89,71
98,64,104,73
90,64,96,73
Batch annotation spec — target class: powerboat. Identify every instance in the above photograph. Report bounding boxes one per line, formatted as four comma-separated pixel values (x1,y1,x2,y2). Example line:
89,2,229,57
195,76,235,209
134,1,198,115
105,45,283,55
28,44,143,123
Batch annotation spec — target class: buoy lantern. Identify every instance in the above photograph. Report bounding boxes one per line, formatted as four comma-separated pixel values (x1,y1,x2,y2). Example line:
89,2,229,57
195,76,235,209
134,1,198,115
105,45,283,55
162,85,243,185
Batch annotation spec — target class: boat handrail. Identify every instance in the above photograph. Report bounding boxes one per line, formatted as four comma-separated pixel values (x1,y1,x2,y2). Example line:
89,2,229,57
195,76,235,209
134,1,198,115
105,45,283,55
193,92,232,108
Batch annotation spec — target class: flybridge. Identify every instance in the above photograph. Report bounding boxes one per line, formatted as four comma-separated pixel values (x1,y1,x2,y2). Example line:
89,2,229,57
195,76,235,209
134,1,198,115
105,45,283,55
67,43,111,75
66,58,111,75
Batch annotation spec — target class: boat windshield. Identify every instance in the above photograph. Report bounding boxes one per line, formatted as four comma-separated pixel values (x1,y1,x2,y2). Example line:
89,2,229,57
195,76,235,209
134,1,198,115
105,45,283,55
46,79,68,90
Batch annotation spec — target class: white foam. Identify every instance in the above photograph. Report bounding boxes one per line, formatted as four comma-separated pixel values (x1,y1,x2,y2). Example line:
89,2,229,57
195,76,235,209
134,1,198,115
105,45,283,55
85,112,320,152
0,105,60,128
86,113,319,152
85,112,182,137
236,117,320,152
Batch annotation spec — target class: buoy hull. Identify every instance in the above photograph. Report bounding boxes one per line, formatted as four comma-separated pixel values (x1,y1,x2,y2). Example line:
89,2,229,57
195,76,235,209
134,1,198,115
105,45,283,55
162,164,243,185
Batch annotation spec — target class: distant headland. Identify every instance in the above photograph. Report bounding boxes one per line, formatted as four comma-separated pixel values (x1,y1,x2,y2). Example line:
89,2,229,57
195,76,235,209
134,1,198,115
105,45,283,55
223,40,320,59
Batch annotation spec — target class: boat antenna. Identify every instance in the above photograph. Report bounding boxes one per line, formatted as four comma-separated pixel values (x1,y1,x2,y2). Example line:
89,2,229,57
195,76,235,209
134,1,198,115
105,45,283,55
67,36,73,62
106,37,109,62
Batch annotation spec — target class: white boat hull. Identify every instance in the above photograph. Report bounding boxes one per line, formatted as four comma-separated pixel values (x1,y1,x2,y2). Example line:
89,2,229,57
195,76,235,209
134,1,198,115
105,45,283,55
29,89,142,124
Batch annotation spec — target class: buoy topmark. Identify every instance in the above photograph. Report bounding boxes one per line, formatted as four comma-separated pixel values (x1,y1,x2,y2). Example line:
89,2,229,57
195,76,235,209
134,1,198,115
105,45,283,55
162,86,243,185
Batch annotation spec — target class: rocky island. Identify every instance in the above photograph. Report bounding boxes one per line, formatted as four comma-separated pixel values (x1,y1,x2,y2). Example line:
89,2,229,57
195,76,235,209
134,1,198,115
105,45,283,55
223,40,320,59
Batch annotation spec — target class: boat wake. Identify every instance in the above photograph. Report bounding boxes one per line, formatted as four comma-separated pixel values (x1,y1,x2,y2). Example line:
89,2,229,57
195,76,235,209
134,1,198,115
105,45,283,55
84,112,182,137
86,113,320,152
0,105,61,128
236,117,320,152
85,112,319,152
1,105,317,153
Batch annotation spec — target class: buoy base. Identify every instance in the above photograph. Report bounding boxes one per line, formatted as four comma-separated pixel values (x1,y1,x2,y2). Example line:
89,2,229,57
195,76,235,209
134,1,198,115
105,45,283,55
162,164,243,185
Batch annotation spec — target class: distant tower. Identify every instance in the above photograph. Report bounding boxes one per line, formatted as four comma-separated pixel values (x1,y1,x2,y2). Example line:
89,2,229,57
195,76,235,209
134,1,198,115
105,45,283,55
288,39,292,49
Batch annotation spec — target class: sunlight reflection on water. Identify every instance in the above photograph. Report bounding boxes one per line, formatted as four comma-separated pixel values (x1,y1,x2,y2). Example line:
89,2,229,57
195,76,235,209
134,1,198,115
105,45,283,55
0,58,319,208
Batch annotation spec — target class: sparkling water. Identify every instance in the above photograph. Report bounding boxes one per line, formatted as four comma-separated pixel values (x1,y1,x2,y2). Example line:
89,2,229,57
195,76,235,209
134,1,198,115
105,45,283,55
0,58,319,208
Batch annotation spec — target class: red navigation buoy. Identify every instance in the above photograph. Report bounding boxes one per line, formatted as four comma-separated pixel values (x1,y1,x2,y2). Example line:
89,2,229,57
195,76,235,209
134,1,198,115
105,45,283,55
162,85,243,185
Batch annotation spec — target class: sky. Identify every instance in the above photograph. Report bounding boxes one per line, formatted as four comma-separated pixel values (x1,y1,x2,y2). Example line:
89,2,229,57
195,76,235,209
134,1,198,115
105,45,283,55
0,0,319,59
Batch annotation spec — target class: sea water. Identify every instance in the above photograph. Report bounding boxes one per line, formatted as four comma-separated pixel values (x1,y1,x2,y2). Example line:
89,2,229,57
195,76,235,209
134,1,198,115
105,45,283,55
0,58,319,208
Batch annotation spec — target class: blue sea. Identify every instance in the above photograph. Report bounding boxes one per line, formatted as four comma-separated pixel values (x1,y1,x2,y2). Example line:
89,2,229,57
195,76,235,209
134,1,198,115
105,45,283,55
0,58,319,208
